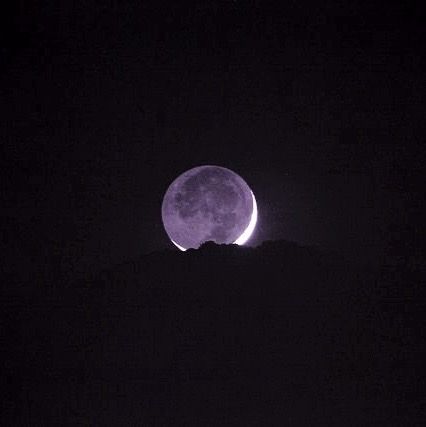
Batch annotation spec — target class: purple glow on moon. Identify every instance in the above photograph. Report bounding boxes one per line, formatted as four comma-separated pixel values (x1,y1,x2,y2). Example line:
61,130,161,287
162,165,257,250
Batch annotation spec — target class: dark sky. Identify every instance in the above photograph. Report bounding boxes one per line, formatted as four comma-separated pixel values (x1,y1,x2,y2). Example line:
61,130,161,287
2,1,424,276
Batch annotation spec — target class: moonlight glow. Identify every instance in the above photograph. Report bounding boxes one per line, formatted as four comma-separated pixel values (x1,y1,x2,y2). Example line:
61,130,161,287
162,165,256,251
234,191,257,246
172,191,257,251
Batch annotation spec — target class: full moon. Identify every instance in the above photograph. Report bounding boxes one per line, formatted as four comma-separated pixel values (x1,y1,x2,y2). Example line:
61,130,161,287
162,165,257,251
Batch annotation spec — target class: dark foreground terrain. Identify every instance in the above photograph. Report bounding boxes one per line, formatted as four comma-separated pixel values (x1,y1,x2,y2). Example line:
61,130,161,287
2,241,425,425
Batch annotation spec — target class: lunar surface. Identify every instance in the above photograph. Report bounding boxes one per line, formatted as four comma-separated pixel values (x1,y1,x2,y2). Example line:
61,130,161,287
162,165,257,250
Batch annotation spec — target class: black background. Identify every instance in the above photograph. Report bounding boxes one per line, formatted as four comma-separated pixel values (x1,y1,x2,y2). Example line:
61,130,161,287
2,1,424,274
2,2,425,424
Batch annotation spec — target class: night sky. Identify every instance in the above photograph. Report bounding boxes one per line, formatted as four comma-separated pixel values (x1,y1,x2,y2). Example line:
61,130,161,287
2,1,424,276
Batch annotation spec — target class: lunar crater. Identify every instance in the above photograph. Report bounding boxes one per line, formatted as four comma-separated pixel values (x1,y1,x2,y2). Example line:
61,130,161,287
162,165,256,250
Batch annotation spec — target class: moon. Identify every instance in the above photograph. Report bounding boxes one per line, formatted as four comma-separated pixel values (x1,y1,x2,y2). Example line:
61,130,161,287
162,165,257,251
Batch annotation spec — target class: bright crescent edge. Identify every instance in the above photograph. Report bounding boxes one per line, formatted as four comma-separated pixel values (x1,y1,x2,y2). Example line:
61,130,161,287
171,191,258,251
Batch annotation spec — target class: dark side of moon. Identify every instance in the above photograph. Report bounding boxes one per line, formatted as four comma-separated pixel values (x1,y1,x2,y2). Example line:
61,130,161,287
162,166,253,250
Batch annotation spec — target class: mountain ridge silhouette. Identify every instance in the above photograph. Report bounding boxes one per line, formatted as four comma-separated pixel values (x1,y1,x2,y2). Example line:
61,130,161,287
2,239,424,425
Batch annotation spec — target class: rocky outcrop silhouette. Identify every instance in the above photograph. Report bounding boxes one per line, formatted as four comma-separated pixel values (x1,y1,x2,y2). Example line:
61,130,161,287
2,240,424,425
